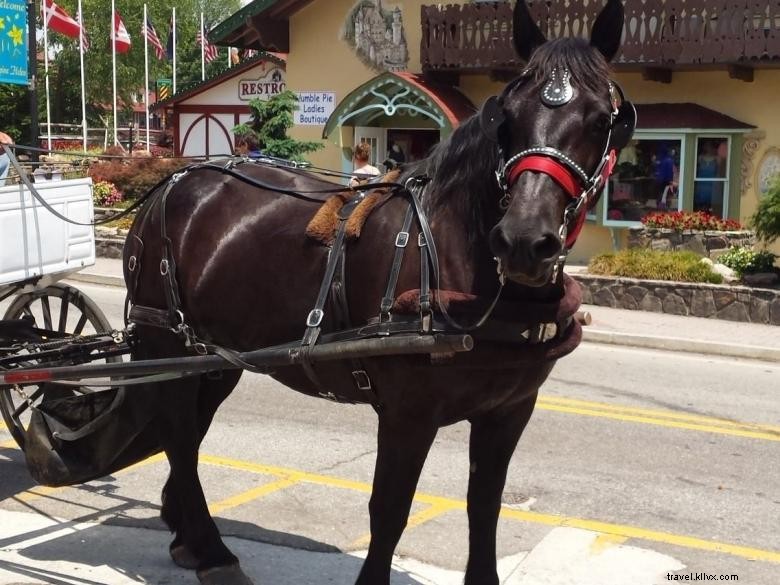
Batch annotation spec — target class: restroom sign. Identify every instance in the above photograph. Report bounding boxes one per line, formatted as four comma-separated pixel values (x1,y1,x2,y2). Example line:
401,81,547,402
238,68,286,100
295,92,336,126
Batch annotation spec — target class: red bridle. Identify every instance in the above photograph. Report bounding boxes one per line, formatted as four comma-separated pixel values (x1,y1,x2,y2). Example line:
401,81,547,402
502,148,617,248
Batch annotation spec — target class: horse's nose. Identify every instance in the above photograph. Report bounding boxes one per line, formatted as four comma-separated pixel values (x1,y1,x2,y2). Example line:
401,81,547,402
489,225,562,274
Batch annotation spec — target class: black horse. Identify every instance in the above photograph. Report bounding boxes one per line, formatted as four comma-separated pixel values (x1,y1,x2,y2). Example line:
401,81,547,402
123,1,633,583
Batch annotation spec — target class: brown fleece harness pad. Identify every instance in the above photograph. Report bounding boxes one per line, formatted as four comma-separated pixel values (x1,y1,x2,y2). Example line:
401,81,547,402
305,170,401,245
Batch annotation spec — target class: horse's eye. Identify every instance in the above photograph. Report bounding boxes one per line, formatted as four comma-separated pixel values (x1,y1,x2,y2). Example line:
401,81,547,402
592,114,612,134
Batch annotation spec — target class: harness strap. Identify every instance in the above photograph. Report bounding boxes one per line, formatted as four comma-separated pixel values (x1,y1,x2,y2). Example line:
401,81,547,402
158,174,187,331
378,202,416,335
299,197,359,395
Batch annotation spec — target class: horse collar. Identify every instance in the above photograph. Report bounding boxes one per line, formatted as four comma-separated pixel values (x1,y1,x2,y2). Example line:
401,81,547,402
541,68,573,107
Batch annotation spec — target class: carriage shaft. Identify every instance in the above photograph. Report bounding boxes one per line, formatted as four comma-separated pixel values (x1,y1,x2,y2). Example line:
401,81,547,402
0,334,473,386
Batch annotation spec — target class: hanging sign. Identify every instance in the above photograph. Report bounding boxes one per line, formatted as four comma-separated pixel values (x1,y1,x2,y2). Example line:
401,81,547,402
295,92,336,126
0,0,28,85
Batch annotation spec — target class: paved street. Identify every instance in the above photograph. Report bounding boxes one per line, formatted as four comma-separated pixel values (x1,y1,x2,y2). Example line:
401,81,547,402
1,282,778,584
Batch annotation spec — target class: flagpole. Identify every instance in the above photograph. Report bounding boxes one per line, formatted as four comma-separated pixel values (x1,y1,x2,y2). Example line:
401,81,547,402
172,7,177,94
42,2,52,151
111,0,118,146
143,4,150,153
200,13,205,82
78,0,87,152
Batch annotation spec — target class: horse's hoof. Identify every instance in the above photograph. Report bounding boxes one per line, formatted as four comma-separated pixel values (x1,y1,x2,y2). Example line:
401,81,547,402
169,544,199,570
197,563,254,585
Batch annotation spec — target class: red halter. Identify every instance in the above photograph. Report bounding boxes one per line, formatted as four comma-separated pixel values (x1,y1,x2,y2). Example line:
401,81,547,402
504,149,617,248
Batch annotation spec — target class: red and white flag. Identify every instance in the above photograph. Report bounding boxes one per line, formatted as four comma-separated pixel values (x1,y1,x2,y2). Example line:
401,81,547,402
113,11,131,53
42,0,82,40
197,30,219,63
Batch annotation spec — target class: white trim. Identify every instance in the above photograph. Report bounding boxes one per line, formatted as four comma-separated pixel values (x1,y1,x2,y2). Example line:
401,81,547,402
693,135,731,218
638,127,753,134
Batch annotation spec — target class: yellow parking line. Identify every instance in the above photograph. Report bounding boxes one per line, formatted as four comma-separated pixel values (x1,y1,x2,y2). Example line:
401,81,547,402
0,439,17,449
208,478,298,515
199,454,780,564
349,503,457,550
535,402,780,441
539,396,780,432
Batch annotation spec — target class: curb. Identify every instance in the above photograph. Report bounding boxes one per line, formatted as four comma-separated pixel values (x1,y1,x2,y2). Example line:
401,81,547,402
65,272,125,288
582,329,780,363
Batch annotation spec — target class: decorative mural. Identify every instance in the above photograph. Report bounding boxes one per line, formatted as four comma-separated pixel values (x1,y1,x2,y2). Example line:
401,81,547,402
343,0,408,72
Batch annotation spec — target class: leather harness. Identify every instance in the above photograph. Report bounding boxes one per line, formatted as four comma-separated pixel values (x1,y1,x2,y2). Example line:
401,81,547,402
125,160,579,406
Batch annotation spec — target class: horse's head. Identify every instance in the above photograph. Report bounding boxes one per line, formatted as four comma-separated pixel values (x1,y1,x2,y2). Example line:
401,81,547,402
484,0,636,287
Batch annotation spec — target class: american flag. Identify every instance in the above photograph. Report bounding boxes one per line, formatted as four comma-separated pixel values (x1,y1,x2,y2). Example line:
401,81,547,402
142,17,165,60
197,30,219,63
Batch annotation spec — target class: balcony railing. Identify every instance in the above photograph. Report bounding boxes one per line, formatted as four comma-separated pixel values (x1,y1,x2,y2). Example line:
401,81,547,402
421,1,780,73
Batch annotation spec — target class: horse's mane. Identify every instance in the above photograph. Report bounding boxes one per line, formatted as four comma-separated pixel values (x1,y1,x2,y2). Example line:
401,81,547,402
407,38,612,243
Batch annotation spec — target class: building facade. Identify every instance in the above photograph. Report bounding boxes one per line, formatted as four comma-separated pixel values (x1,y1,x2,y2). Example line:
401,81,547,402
210,0,780,261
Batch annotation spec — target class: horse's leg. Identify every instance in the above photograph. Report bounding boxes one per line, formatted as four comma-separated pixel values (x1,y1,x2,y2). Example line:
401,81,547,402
464,396,537,585
157,376,252,585
165,371,242,570
355,413,439,585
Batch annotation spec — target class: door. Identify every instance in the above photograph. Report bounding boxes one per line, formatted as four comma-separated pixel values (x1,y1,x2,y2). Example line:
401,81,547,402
354,126,386,167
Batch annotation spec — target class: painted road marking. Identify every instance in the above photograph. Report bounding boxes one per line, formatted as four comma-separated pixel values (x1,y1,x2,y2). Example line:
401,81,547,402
208,478,298,515
349,502,458,549
536,396,780,441
199,454,780,564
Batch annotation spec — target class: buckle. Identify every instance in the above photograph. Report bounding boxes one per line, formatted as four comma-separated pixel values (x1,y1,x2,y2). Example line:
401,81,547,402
128,255,137,272
395,232,410,247
418,233,427,247
306,309,324,328
159,259,169,275
352,370,372,391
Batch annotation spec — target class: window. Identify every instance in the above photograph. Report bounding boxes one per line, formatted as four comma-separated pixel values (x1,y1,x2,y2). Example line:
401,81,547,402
693,136,730,218
605,136,683,226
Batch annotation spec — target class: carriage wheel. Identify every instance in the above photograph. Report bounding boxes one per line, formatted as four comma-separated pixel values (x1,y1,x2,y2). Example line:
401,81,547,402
0,284,118,450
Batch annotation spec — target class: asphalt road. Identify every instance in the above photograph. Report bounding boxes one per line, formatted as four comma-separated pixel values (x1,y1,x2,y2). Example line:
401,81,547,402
1,282,778,584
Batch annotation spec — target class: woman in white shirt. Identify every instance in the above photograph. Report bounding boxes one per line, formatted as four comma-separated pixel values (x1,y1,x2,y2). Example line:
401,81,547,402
350,142,381,187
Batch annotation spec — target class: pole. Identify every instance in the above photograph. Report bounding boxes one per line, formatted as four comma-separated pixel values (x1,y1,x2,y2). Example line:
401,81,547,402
200,12,205,82
27,0,39,160
172,7,176,94
143,4,150,152
42,0,52,151
111,0,118,146
78,0,87,152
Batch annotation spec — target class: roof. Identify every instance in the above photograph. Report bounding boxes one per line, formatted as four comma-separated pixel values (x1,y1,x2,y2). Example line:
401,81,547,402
209,0,314,50
322,72,476,139
635,103,755,130
151,52,286,110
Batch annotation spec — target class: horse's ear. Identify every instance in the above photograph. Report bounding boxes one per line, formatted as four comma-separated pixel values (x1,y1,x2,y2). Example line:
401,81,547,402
480,96,506,142
590,0,625,62
513,0,546,62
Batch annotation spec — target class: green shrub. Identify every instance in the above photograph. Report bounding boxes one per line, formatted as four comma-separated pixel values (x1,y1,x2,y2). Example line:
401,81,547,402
92,181,122,207
718,246,777,276
588,249,723,284
750,179,780,244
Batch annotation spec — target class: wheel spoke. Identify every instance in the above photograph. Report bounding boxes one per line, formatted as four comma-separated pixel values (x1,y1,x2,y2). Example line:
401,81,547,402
58,297,70,332
10,386,44,420
41,296,53,330
73,313,89,335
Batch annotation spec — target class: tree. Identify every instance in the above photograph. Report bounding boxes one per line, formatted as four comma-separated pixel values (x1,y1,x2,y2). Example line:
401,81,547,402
233,91,323,162
751,181,780,245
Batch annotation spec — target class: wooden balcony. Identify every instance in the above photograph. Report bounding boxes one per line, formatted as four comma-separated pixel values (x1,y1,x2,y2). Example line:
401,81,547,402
421,1,780,82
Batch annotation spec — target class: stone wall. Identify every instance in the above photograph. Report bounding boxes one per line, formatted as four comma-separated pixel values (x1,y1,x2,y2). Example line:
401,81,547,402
628,227,755,260
575,274,780,325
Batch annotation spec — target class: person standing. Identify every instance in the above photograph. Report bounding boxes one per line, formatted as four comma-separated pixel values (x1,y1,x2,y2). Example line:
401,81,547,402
349,142,381,187
0,131,14,187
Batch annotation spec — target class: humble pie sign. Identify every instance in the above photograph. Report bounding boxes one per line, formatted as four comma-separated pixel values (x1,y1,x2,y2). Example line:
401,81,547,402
238,67,287,101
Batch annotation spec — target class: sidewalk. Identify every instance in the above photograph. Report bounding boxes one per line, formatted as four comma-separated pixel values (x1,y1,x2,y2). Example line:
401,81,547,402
68,258,779,363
